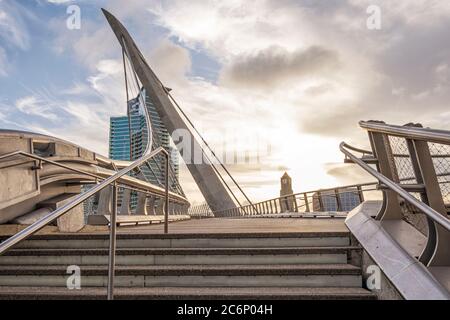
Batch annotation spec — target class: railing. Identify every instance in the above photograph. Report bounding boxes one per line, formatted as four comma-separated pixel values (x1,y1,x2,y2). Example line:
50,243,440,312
0,146,171,299
340,120,450,267
195,182,379,217
188,203,215,218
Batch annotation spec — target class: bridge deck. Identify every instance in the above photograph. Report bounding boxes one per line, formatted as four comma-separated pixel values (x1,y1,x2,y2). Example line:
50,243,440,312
118,218,348,235
0,218,348,237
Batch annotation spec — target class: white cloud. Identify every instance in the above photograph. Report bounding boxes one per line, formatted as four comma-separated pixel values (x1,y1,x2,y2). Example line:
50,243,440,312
0,1,31,50
15,96,59,121
47,0,72,4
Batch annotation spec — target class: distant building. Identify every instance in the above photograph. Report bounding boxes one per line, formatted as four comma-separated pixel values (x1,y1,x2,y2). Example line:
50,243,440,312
280,172,295,212
109,102,145,161
312,188,362,212
109,88,180,183
108,88,181,210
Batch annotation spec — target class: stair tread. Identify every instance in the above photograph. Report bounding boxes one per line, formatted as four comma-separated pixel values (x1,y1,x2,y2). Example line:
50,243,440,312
0,286,376,300
3,246,361,256
0,264,361,275
0,231,349,241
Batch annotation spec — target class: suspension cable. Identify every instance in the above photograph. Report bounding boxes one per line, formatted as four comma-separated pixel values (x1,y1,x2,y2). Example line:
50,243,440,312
123,43,185,196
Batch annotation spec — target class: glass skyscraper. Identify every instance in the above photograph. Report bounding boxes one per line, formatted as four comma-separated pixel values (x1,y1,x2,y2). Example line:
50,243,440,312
109,88,181,209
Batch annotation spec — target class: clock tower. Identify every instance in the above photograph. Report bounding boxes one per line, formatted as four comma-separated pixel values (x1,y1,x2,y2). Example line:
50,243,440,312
280,172,295,212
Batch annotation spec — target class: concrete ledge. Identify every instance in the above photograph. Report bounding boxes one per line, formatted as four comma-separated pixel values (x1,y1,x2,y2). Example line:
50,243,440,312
3,246,361,256
346,201,450,300
243,212,348,219
87,214,190,226
0,231,349,241
0,264,361,276
0,286,377,300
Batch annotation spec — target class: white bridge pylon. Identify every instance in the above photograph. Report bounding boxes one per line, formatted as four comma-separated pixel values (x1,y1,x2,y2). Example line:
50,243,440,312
103,9,247,214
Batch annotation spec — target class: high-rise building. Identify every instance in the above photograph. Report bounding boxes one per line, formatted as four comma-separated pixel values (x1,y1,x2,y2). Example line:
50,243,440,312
108,88,181,210
109,102,145,161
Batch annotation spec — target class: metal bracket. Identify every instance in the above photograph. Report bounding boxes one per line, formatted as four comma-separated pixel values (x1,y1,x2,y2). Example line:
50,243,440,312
31,160,43,170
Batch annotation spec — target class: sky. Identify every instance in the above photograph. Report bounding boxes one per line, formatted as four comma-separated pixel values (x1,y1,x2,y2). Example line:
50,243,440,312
0,0,450,204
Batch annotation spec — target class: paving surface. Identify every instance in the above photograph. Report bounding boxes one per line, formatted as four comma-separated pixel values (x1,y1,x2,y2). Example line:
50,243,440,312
0,286,376,300
0,218,348,237
117,218,349,235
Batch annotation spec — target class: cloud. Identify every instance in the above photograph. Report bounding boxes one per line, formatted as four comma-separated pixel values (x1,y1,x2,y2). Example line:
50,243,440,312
46,0,73,4
325,162,376,186
221,45,340,89
50,19,118,70
149,39,191,84
15,95,59,121
0,1,31,50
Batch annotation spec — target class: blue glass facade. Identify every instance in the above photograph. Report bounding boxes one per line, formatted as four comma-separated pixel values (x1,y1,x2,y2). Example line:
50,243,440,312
109,103,144,161
109,88,180,193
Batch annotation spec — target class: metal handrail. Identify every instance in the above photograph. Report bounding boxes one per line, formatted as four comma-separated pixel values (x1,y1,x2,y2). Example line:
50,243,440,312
253,182,376,204
360,121,450,145
0,150,188,205
0,146,168,254
340,142,450,232
209,182,378,217
0,150,104,180
0,146,171,300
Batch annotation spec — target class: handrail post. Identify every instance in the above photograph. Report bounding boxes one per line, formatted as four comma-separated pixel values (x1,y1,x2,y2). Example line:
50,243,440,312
304,193,310,212
357,185,364,203
107,183,118,300
369,131,403,220
164,152,169,234
293,195,299,212
317,191,324,212
335,189,342,211
409,138,450,266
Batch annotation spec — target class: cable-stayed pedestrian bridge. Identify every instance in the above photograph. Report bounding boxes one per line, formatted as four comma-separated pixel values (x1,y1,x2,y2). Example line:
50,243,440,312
0,9,449,300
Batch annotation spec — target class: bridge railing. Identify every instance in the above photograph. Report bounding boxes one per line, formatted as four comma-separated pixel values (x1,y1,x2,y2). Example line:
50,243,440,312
0,146,175,299
341,120,450,267
196,182,379,218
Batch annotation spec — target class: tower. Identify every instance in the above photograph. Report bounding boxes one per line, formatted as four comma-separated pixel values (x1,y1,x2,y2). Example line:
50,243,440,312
280,172,295,212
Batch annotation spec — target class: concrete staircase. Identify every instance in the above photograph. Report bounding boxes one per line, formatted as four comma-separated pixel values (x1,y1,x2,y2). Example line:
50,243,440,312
0,231,376,299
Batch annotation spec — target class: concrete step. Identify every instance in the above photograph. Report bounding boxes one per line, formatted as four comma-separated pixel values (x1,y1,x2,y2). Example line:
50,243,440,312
0,286,376,300
0,247,359,265
0,264,362,288
2,232,350,249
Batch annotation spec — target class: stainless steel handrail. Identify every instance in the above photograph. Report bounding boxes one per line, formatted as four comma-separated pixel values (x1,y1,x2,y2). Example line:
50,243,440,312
0,150,104,180
0,146,170,300
0,150,188,205
0,146,168,254
360,121,450,145
209,182,378,217
340,142,450,231
253,182,376,204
